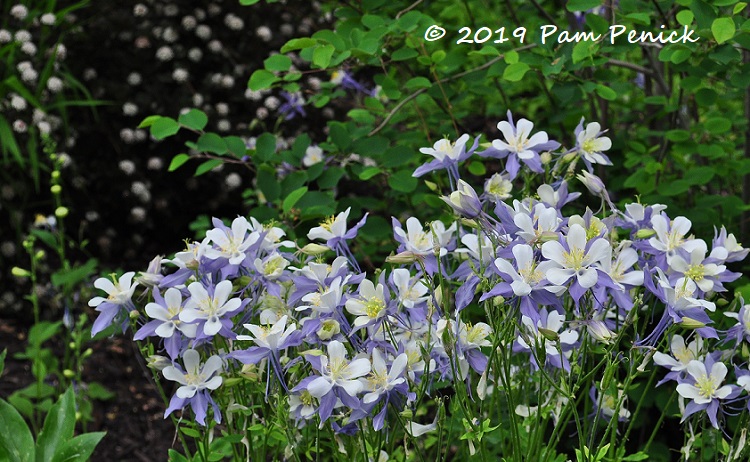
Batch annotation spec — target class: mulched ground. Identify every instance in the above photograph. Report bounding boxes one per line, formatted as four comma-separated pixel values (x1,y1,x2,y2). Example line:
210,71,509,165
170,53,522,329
0,321,176,461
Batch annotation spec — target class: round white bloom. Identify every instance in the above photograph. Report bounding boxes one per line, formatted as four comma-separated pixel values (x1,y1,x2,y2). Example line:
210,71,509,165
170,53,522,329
54,43,67,60
85,211,100,221
264,96,280,110
131,207,146,222
83,68,97,80
308,77,322,90
127,72,142,85
225,172,241,189
10,95,27,111
208,39,222,53
133,3,148,16
256,107,269,120
1,242,16,257
134,129,146,142
303,146,324,167
192,93,203,106
172,68,189,82
12,120,27,133
195,24,211,40
181,15,197,30
187,47,202,62
120,128,135,143
131,181,151,202
46,76,63,93
217,119,230,132
14,30,32,43
207,3,221,15
147,157,163,170
163,27,178,43
215,102,229,115
280,24,294,36
220,75,234,88
57,152,71,167
20,42,36,55
256,26,272,42
245,89,263,101
194,8,206,20
122,102,138,116
156,46,174,61
40,13,56,25
224,13,244,30
37,121,51,135
119,159,136,175
21,68,38,83
0,30,12,43
17,61,32,72
10,5,28,20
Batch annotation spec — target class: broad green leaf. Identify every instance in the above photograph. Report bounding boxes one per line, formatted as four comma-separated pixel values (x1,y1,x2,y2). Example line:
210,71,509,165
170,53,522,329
177,109,208,131
224,136,247,158
312,44,335,69
735,2,747,14
566,0,601,12
51,259,98,291
712,17,736,44
388,170,418,193
257,165,281,201
503,62,530,82
705,117,731,134
168,449,190,462
196,133,228,155
51,432,105,462
150,117,180,140
194,159,223,176
572,41,597,63
86,383,115,401
329,123,351,151
405,77,432,90
137,115,161,128
676,10,694,26
239,0,260,4
595,85,617,100
283,187,308,213
36,388,75,462
248,70,279,91
168,154,190,171
359,167,381,180
255,133,277,162
280,37,318,53
504,50,519,64
264,54,292,72
0,398,35,462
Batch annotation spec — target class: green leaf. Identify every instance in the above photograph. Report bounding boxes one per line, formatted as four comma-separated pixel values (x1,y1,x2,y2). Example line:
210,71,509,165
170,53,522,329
280,37,318,53
86,383,115,401
388,170,418,193
468,161,486,176
177,109,208,131
504,50,519,64
566,0,602,12
405,77,432,90
358,167,381,180
255,133,277,162
572,41,598,63
168,154,190,171
239,0,260,4
51,432,105,462
392,47,418,61
224,136,248,158
264,54,292,72
36,388,75,462
248,70,279,91
282,187,308,213
503,62,530,82
329,123,352,151
168,449,189,462
0,398,35,462
705,117,732,134
194,159,223,177
257,166,281,201
137,115,161,129
676,10,694,26
312,44,335,69
51,259,98,292
150,117,180,140
196,133,228,155
595,84,617,101
712,17,736,44
0,349,6,377
734,2,747,14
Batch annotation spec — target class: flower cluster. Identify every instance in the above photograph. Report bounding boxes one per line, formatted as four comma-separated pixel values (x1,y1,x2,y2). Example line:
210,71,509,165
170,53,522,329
91,114,750,458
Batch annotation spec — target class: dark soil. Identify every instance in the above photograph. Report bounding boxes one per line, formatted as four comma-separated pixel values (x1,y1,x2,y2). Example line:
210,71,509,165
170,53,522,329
1,321,176,461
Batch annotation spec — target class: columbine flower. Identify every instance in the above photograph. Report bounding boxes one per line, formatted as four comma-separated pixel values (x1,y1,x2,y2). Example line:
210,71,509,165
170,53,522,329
481,110,560,179
391,268,428,309
134,287,197,358
574,119,612,171
345,278,388,331
441,179,482,218
590,385,630,421
163,349,223,425
393,217,435,256
676,357,737,429
89,272,138,335
307,207,368,253
483,172,513,203
541,224,611,302
514,309,578,371
279,91,306,120
647,214,704,260
204,216,259,266
296,340,371,423
711,226,749,263
413,134,478,183
302,145,325,167
668,243,729,294
362,349,410,430
654,334,704,383
725,304,750,345
179,280,243,337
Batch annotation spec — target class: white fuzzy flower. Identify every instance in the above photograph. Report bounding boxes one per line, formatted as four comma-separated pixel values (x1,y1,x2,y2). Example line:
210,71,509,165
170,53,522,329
10,5,28,20
46,77,63,93
40,13,56,25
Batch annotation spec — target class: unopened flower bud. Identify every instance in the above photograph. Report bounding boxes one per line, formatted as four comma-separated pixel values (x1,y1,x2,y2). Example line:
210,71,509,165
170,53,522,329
82,348,93,358
147,355,171,371
51,170,61,179
424,180,438,192
11,266,31,277
299,243,330,255
492,296,505,306
54,206,69,218
63,369,75,378
587,320,615,345
223,377,242,388
540,151,552,165
386,251,421,264
400,409,413,420
680,317,705,329
577,171,607,196
35,250,45,260
538,327,559,342
69,341,76,349
316,318,340,340
129,309,139,319
51,184,62,194
635,228,656,239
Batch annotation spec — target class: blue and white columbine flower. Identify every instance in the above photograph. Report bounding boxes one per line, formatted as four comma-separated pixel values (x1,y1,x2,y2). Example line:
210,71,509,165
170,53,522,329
574,119,612,171
676,357,737,429
180,280,243,337
89,271,139,336
163,349,224,425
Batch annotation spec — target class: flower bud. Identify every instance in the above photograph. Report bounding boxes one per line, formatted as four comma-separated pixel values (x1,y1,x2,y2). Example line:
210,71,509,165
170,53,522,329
635,228,656,239
147,355,171,371
223,377,242,388
54,206,69,218
35,250,45,260
299,243,330,255
316,319,340,340
680,317,705,329
82,348,93,358
587,320,615,345
386,251,421,264
538,327,559,342
492,296,505,306
540,151,552,165
50,184,62,194
63,369,75,378
441,179,482,218
424,180,438,192
576,171,607,196
129,310,140,319
51,170,61,179
11,267,31,277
